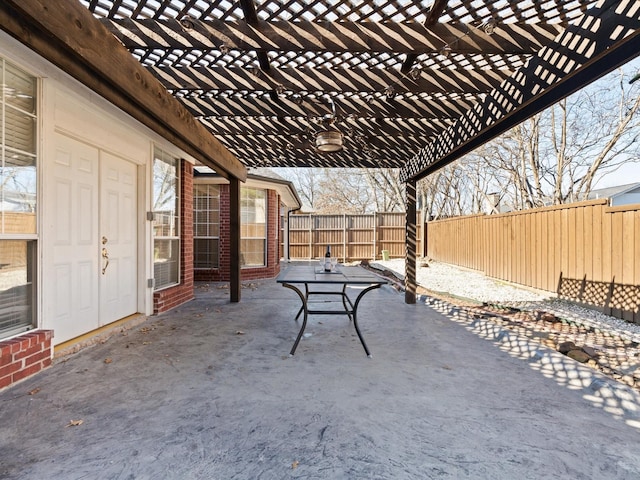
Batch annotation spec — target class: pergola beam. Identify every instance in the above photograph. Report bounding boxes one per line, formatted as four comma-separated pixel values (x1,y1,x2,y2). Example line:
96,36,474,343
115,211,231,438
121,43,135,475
104,18,563,56
425,0,450,25
0,0,247,182
179,94,472,122
220,133,427,152
239,0,271,74
220,147,412,169
200,116,447,137
401,0,640,182
402,0,450,73
151,64,509,96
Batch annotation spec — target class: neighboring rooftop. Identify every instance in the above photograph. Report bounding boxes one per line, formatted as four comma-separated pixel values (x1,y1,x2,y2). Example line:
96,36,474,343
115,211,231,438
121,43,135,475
588,182,640,200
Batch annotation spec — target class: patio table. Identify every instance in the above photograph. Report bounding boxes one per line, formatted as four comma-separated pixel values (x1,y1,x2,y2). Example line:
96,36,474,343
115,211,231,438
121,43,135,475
277,265,387,357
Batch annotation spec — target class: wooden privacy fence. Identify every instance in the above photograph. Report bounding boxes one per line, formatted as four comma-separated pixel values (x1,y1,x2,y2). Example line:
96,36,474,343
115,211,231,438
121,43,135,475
281,212,422,262
425,199,640,323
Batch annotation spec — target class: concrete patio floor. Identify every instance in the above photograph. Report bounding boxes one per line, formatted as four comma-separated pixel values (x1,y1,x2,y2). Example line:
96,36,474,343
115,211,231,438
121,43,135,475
2,266,640,479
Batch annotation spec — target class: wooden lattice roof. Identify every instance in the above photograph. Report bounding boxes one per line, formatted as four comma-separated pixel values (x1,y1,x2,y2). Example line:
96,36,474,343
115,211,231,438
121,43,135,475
64,1,640,178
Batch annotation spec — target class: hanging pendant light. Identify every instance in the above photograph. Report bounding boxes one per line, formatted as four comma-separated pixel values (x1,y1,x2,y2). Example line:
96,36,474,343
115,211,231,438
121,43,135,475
315,130,343,152
314,96,344,152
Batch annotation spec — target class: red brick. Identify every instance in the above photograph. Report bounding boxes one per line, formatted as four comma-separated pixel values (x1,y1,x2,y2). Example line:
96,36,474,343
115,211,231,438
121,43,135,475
43,357,52,368
0,343,12,357
25,349,52,367
0,375,13,389
13,362,42,382
15,343,43,361
0,352,13,367
27,333,40,348
0,362,21,378
10,341,22,354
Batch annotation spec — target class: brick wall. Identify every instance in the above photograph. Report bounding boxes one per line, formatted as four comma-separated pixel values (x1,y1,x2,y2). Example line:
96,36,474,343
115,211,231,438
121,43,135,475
153,160,195,313
0,330,53,391
194,187,281,282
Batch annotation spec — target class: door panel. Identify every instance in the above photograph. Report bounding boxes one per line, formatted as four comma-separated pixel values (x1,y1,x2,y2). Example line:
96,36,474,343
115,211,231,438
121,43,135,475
99,152,138,324
48,133,100,342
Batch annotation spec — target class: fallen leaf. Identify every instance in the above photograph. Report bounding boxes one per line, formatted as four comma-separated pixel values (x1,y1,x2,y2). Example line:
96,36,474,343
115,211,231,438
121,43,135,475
104,358,113,364
28,387,41,395
292,460,299,469
66,419,84,427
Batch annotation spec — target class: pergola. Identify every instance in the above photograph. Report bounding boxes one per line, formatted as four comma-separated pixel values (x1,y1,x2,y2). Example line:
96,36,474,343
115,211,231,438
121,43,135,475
2,0,639,302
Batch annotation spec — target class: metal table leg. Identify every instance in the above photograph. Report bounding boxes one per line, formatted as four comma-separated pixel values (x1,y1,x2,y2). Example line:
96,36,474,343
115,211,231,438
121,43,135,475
350,284,382,358
282,282,308,356
341,284,353,321
293,283,309,321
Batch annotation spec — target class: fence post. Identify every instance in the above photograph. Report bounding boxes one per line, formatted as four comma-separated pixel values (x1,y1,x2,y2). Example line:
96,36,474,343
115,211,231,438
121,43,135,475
343,213,347,262
373,212,377,261
308,214,313,259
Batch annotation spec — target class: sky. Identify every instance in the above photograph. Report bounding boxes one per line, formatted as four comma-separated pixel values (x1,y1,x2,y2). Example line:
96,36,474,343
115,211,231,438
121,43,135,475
593,161,640,189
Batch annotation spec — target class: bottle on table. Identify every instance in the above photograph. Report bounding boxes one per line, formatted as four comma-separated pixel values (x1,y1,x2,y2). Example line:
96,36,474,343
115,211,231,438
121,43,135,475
324,244,332,271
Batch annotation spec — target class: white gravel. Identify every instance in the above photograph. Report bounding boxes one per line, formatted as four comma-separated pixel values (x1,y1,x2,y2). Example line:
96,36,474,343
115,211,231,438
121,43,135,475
372,258,640,343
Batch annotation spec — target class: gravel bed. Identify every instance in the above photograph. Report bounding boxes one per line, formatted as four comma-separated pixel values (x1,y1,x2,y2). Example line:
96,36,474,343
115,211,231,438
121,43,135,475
372,258,640,344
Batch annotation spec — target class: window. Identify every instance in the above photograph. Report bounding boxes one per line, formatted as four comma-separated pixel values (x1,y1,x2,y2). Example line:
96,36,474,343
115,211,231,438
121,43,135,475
193,184,220,269
0,59,37,338
152,148,179,289
241,188,266,267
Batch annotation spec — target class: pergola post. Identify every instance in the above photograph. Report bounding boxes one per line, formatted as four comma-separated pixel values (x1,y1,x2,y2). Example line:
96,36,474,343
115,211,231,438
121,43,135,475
405,178,417,304
230,176,241,302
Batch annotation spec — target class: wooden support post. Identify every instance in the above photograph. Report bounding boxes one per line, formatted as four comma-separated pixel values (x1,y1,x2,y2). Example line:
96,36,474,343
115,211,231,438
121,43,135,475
230,177,241,302
405,178,417,304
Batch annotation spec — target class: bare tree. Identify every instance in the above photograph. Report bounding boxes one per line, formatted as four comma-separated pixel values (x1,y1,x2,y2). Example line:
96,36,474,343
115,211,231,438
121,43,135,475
276,167,406,213
314,168,372,213
278,168,324,210
417,163,474,219
362,168,405,212
438,62,640,213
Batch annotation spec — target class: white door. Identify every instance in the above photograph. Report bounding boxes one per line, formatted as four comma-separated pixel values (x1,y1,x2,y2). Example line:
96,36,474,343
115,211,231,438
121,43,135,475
46,133,138,343
99,152,138,324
